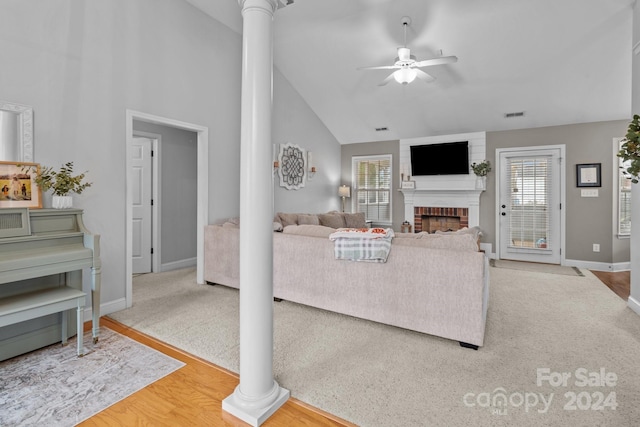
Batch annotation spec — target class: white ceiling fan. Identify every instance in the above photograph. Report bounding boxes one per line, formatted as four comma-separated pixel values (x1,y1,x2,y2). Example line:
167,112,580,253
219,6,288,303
358,16,458,86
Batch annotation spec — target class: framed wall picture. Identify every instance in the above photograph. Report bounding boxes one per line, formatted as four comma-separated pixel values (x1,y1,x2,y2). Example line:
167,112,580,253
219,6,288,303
0,161,42,208
576,163,601,187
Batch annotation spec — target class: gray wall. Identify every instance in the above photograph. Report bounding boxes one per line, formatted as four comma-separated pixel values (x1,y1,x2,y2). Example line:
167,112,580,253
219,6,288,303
133,121,198,268
341,121,630,266
273,69,342,215
484,120,629,264
0,0,341,312
340,140,403,230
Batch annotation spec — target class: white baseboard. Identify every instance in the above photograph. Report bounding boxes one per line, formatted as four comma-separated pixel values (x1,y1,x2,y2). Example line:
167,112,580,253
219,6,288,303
82,297,127,322
628,296,640,316
160,257,197,272
563,259,630,272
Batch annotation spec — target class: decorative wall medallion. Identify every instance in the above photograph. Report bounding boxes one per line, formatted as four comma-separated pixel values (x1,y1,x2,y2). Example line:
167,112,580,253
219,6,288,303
278,143,306,190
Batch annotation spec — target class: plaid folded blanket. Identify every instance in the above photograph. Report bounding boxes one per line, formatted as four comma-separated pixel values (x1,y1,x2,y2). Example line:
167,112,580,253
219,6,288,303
329,228,395,263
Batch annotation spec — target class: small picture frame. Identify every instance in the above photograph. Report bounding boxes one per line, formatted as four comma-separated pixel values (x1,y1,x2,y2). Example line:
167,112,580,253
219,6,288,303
401,181,416,189
0,161,42,208
576,163,601,188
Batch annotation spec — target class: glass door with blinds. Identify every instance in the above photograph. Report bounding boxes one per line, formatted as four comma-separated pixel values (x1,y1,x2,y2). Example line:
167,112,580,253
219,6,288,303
352,155,392,225
498,147,562,264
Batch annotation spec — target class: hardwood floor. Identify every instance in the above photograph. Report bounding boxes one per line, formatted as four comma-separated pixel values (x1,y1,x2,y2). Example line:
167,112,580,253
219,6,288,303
79,317,355,427
590,270,630,301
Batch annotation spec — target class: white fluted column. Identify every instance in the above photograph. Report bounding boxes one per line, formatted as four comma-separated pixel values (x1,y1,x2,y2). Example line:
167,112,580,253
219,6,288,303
222,1,290,425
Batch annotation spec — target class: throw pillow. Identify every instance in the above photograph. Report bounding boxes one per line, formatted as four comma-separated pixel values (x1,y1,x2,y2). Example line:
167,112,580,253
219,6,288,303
318,213,346,229
278,212,299,227
343,212,366,228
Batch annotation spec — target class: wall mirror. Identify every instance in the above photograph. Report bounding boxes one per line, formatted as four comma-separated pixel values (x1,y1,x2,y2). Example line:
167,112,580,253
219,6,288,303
0,101,33,162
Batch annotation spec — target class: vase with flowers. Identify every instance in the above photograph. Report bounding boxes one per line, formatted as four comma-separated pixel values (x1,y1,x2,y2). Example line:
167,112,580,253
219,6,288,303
471,160,491,190
23,162,92,209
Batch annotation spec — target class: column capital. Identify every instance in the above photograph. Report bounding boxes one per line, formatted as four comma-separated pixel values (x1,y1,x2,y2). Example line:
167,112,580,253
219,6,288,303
238,0,280,14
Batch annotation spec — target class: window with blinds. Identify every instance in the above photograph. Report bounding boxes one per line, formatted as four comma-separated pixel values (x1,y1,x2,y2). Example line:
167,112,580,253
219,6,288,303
352,155,392,224
618,139,631,235
507,156,552,249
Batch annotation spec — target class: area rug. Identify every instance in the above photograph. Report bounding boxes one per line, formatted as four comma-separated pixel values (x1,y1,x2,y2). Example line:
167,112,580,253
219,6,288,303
109,267,640,427
0,328,185,426
490,258,583,276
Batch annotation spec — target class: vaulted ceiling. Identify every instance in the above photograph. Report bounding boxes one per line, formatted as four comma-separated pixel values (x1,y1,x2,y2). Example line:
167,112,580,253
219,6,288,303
185,0,634,144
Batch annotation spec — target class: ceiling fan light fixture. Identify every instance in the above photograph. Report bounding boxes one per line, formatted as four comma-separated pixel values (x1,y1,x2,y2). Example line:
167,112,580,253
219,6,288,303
394,68,417,84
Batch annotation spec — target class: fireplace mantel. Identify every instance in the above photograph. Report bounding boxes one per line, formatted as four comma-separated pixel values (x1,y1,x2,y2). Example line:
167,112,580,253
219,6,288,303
399,188,483,230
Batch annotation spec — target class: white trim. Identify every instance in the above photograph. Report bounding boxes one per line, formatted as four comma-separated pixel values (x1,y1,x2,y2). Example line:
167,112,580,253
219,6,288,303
126,110,209,309
563,259,630,272
614,137,631,237
351,154,393,221
160,257,197,272
628,296,640,315
133,131,161,273
84,298,127,321
495,144,566,265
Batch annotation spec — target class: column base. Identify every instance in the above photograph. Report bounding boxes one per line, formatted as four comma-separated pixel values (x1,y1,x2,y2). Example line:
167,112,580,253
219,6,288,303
222,382,290,426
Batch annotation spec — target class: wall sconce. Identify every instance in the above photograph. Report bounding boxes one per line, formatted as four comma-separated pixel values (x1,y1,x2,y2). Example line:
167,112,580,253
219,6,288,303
273,159,279,175
307,151,316,180
338,185,351,212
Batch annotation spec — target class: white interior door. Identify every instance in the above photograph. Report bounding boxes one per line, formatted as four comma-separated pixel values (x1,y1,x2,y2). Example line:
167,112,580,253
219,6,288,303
498,147,562,264
132,137,152,274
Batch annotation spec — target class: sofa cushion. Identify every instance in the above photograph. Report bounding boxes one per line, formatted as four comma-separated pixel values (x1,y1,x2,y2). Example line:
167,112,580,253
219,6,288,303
343,212,366,228
318,213,346,229
282,224,335,238
394,233,479,251
297,214,320,225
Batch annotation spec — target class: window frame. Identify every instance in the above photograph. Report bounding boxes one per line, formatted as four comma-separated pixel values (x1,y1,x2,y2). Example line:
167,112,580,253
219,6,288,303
615,137,631,237
351,154,393,226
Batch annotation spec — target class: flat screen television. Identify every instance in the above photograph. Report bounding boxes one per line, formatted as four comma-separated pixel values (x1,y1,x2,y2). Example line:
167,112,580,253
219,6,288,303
410,141,469,176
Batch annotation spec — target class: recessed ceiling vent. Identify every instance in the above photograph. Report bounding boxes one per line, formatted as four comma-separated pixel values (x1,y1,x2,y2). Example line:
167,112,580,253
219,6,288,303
375,127,389,132
504,111,525,118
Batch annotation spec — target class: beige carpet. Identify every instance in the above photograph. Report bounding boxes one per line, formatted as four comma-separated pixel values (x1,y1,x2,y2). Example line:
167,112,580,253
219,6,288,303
490,259,583,276
0,328,185,426
109,267,640,427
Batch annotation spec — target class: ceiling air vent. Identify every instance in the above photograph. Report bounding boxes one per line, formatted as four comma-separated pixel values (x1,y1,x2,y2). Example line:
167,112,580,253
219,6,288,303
504,111,525,118
375,127,389,132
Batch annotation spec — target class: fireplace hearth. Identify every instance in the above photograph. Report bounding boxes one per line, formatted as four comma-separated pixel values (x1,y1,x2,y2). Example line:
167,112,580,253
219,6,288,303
414,207,469,233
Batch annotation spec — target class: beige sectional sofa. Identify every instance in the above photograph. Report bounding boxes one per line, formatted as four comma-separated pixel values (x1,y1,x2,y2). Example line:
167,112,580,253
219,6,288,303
204,213,490,348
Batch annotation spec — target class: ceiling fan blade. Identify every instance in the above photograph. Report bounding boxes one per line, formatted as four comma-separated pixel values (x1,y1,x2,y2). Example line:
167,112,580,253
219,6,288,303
415,69,436,83
358,64,401,71
378,73,396,86
414,55,458,68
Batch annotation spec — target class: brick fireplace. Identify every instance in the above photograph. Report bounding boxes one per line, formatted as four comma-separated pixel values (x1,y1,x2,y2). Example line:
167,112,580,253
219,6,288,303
400,189,482,233
414,207,469,233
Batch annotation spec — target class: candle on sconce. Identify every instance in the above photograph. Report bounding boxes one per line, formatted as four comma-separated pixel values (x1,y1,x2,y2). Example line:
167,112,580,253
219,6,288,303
273,160,279,168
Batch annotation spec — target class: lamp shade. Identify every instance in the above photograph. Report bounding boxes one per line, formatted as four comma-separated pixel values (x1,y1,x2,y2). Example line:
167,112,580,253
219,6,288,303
338,185,351,198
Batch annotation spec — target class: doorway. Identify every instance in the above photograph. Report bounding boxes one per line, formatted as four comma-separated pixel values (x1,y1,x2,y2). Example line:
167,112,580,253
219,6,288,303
125,110,209,309
496,145,565,264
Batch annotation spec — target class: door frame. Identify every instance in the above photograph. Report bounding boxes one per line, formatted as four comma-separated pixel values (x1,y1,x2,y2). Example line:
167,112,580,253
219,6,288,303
132,132,160,273
495,144,566,265
125,110,209,308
